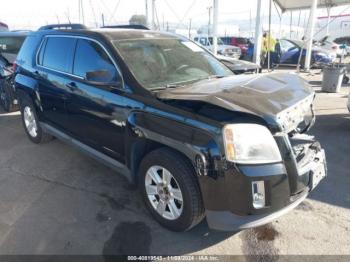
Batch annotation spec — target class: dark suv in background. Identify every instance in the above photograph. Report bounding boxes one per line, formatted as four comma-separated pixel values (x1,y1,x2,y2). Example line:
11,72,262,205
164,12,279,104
14,25,326,231
0,31,28,112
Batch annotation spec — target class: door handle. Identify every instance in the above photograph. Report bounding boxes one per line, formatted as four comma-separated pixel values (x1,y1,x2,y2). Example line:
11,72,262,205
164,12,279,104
66,82,78,92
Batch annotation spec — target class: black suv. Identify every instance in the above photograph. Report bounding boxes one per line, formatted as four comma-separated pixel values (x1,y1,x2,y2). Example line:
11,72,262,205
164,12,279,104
0,31,28,112
14,25,327,231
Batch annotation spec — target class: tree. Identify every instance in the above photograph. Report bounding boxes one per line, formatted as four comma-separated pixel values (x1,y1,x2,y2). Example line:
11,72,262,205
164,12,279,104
129,15,147,26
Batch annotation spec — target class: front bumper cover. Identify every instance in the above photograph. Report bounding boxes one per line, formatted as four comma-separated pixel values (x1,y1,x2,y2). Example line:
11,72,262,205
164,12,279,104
206,190,308,231
204,135,326,231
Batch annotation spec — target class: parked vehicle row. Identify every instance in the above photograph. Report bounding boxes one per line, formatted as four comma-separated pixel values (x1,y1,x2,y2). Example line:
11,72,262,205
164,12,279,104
0,31,28,112
243,38,336,68
193,36,241,59
333,36,350,57
14,24,326,232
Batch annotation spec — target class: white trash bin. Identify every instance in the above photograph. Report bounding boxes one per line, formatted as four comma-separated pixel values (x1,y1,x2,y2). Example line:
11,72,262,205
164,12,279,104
322,66,346,93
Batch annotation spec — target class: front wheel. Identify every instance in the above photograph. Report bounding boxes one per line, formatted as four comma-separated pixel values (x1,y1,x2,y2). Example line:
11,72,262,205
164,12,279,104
139,148,205,231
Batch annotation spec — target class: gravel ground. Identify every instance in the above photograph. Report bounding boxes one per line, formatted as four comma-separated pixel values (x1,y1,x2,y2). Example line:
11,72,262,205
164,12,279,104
0,69,349,259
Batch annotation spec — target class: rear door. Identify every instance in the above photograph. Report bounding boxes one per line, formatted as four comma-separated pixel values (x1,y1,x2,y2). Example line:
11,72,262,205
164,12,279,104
64,38,126,162
36,36,76,129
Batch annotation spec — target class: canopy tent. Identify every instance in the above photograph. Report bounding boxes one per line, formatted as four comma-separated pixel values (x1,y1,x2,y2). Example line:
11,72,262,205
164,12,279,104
274,0,350,12
253,0,350,71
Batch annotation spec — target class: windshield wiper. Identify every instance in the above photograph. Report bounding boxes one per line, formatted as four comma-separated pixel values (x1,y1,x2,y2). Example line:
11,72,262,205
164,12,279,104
149,75,226,91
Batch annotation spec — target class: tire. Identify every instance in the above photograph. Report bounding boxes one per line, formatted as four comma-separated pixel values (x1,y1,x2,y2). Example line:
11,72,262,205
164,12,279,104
343,75,349,85
20,96,53,144
0,80,17,112
139,148,205,232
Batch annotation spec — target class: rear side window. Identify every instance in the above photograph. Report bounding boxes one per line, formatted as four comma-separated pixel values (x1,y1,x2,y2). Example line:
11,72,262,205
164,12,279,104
41,37,76,73
0,36,26,54
73,39,118,82
16,35,41,69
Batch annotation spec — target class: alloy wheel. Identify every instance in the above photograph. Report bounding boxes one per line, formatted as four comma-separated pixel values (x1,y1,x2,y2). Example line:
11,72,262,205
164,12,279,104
23,106,38,138
145,165,184,220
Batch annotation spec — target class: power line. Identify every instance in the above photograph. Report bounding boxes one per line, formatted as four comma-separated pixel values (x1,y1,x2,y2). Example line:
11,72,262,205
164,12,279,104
89,0,98,27
108,0,121,23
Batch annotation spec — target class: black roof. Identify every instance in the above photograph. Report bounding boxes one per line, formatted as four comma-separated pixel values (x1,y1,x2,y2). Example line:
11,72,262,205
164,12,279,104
38,24,88,30
32,27,180,42
101,24,150,30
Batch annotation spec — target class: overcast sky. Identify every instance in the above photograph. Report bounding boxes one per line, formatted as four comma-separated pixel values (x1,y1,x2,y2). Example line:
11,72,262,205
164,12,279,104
1,0,349,30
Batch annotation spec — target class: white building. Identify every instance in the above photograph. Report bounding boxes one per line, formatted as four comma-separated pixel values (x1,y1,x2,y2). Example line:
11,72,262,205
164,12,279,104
316,14,350,41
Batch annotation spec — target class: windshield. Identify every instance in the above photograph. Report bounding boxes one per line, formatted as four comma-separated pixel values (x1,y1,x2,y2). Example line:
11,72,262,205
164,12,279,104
208,37,225,45
236,38,248,45
113,38,233,90
0,36,26,55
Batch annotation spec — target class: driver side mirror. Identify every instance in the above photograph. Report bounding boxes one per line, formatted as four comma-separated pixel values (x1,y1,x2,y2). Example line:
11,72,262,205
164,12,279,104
85,70,121,88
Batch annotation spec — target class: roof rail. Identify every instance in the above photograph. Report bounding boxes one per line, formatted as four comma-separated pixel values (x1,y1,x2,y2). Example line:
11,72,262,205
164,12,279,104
38,24,87,31
101,24,150,30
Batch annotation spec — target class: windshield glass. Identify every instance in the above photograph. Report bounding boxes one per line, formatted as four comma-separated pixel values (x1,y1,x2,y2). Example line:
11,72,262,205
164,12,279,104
236,38,248,45
0,36,26,55
113,38,233,90
208,37,225,45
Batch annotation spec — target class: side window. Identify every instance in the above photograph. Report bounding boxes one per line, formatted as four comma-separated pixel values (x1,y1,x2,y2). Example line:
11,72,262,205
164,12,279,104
73,39,119,83
199,37,207,46
41,37,76,72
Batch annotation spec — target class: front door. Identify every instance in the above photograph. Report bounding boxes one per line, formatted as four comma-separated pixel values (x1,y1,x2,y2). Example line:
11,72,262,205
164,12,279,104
64,38,126,162
279,39,300,65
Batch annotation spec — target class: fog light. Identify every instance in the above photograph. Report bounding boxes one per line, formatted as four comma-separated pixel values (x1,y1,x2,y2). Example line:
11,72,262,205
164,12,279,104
252,181,265,209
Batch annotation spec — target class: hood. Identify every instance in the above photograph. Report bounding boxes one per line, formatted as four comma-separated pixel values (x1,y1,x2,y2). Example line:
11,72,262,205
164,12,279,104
157,73,315,132
215,45,240,52
217,55,260,70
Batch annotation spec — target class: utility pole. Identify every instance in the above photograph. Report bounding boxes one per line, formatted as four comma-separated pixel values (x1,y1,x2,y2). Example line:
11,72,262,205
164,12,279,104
188,18,192,39
297,10,301,38
80,0,85,25
326,5,332,36
249,9,252,38
290,11,293,38
78,0,81,23
268,0,272,71
145,0,149,28
304,0,318,71
253,0,262,66
151,0,156,30
212,0,219,55
207,6,212,36
101,13,105,27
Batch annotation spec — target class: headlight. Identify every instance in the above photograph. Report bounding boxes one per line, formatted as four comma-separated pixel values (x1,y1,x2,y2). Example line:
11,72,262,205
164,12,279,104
223,124,282,164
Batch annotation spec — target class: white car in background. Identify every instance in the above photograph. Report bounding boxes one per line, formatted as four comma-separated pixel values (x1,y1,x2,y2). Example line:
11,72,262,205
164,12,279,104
316,36,342,58
194,35,241,59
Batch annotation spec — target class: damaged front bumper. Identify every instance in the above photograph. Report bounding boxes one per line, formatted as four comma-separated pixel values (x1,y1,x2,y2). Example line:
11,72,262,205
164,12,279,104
204,133,327,231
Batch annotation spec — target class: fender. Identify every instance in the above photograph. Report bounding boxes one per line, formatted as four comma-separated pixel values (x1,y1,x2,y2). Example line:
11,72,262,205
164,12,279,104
126,110,224,181
15,73,41,110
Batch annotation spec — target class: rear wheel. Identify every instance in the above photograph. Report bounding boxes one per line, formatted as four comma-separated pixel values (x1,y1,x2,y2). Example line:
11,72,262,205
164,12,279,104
20,97,53,144
139,148,205,231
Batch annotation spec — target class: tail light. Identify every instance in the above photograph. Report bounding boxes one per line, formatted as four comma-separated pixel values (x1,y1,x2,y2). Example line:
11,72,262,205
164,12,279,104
12,61,17,72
